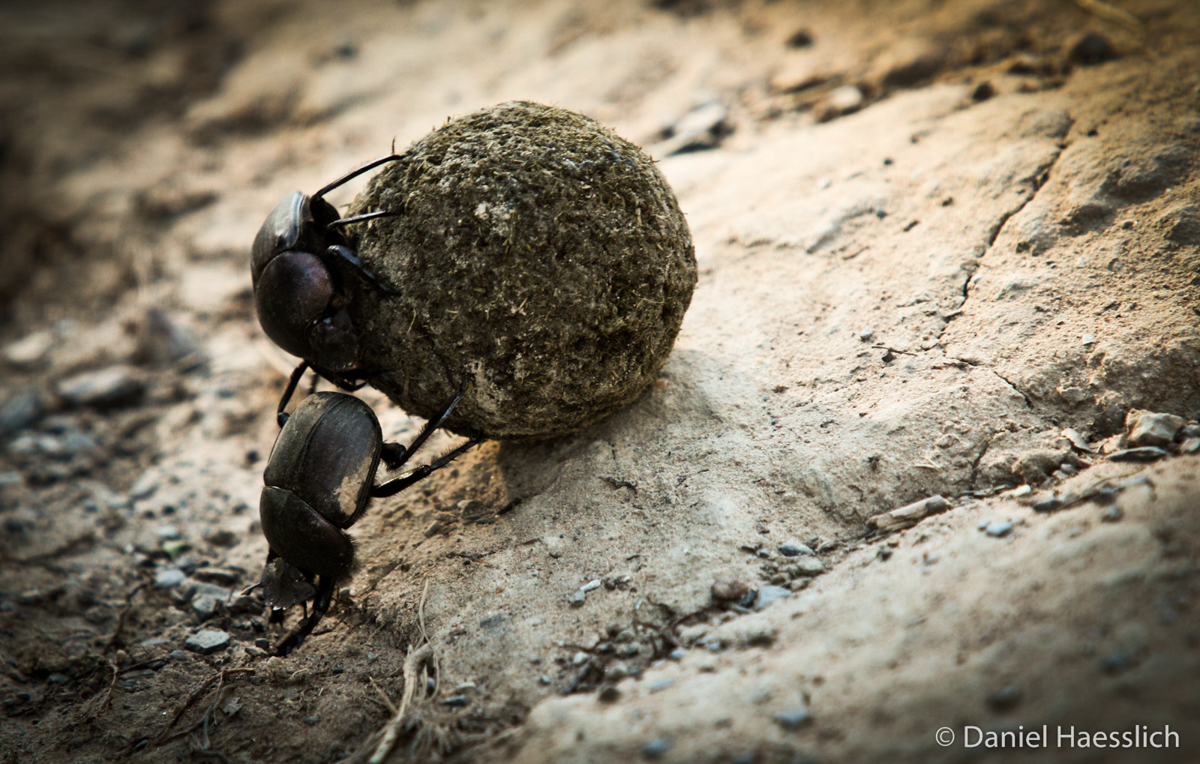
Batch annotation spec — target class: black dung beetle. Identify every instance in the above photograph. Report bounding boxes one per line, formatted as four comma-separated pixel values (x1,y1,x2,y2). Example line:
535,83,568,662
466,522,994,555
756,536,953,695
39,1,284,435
256,388,481,655
251,154,402,405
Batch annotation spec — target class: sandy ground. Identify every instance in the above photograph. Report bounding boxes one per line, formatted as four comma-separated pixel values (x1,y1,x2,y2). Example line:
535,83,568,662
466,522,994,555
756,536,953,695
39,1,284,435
2,1,1199,762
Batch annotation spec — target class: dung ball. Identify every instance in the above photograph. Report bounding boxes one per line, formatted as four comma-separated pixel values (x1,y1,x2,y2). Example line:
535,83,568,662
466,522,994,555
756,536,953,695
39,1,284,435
346,101,696,440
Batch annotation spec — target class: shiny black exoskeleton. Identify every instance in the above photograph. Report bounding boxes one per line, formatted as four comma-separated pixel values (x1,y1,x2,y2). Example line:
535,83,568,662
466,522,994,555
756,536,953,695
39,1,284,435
257,388,480,655
251,154,402,399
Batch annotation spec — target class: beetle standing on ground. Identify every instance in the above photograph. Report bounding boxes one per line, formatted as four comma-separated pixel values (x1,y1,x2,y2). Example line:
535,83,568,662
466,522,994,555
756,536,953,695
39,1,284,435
257,387,481,655
251,154,403,419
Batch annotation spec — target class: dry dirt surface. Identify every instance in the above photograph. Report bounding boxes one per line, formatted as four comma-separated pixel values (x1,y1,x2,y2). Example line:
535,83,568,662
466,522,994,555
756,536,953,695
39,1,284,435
2,1,1200,763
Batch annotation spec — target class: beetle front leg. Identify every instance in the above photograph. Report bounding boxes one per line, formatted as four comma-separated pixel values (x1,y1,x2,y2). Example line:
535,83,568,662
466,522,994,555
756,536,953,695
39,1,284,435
274,575,337,656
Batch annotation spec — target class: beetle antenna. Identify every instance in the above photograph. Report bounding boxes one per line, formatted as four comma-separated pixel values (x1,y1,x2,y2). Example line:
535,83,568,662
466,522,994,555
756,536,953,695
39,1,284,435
313,153,405,201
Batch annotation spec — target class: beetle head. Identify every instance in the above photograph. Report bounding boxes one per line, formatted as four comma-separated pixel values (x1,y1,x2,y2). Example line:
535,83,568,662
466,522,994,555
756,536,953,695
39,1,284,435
252,191,361,371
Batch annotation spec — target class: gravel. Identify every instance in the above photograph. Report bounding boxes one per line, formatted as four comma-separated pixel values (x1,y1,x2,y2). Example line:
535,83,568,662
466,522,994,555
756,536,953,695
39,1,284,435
184,629,231,655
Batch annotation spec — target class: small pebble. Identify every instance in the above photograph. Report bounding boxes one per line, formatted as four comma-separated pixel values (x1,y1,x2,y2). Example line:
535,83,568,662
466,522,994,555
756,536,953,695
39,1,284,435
1180,437,1200,454
439,695,469,707
1032,497,1061,513
775,708,813,730
155,525,182,540
0,389,44,439
303,715,321,725
184,629,231,655
647,678,675,693
605,663,629,682
753,585,792,611
642,739,672,759
1069,31,1117,65
778,540,814,557
792,557,825,577
1107,447,1169,463
56,365,145,409
191,584,232,620
154,568,186,589
711,575,751,601
1081,333,1096,346
987,685,1022,710
568,590,587,608
1100,506,1123,523
668,648,687,660
984,520,1013,538
580,579,602,593
170,650,190,661
857,329,875,342
597,685,621,703
47,673,70,684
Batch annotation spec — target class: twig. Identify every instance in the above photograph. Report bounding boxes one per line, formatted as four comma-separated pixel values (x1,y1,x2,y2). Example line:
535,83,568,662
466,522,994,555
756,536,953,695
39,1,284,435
1075,0,1143,32
154,668,255,745
369,643,433,764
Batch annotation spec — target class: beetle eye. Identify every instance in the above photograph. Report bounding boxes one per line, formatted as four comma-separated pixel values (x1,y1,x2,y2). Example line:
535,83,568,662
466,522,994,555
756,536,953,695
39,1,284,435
308,308,360,371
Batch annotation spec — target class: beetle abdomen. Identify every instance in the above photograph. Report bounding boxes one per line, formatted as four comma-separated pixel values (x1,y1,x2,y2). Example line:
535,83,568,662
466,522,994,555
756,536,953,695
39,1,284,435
260,486,354,578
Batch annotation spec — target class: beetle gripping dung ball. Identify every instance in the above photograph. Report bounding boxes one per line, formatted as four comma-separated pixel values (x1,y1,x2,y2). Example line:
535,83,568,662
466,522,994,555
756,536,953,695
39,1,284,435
251,155,405,413
255,390,479,655
346,101,697,440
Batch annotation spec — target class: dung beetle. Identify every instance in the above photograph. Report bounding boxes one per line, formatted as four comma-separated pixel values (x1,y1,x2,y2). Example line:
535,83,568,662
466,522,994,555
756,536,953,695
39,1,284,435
256,388,481,655
251,154,403,404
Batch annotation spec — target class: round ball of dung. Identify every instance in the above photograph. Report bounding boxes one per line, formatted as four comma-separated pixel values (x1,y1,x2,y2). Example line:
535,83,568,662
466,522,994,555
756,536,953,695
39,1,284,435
347,101,696,440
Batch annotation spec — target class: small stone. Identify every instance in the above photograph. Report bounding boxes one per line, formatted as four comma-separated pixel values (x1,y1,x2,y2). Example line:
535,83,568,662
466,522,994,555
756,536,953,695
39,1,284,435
1061,428,1093,452
857,329,875,342
756,548,773,559
869,495,950,531
597,685,621,703
1069,32,1117,66
987,685,1022,711
3,330,54,367
642,739,672,759
668,648,687,660
184,629,231,655
439,695,469,707
824,85,864,116
711,575,751,602
191,584,232,620
580,579,602,593
1100,506,1123,523
1180,437,1200,454
0,389,44,439
56,366,145,409
778,540,814,557
568,590,587,608
775,708,813,730
658,100,731,156
1081,333,1096,346
604,663,629,682
303,715,321,725
1107,447,1169,463
572,652,590,666
1032,497,1062,513
192,568,241,586
1127,410,1185,447
791,556,825,577
170,650,190,661
155,525,181,540
753,585,792,611
971,81,995,101
985,520,1013,537
648,677,675,693
154,568,186,589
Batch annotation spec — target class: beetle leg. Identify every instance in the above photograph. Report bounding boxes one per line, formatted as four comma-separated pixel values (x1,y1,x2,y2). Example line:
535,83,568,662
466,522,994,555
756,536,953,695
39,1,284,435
372,436,482,499
312,153,405,201
324,244,399,295
276,361,311,427
379,385,469,471
274,575,337,656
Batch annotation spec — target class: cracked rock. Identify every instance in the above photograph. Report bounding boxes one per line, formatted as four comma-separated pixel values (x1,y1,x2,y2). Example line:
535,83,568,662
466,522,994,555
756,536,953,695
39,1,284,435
1126,410,1185,447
